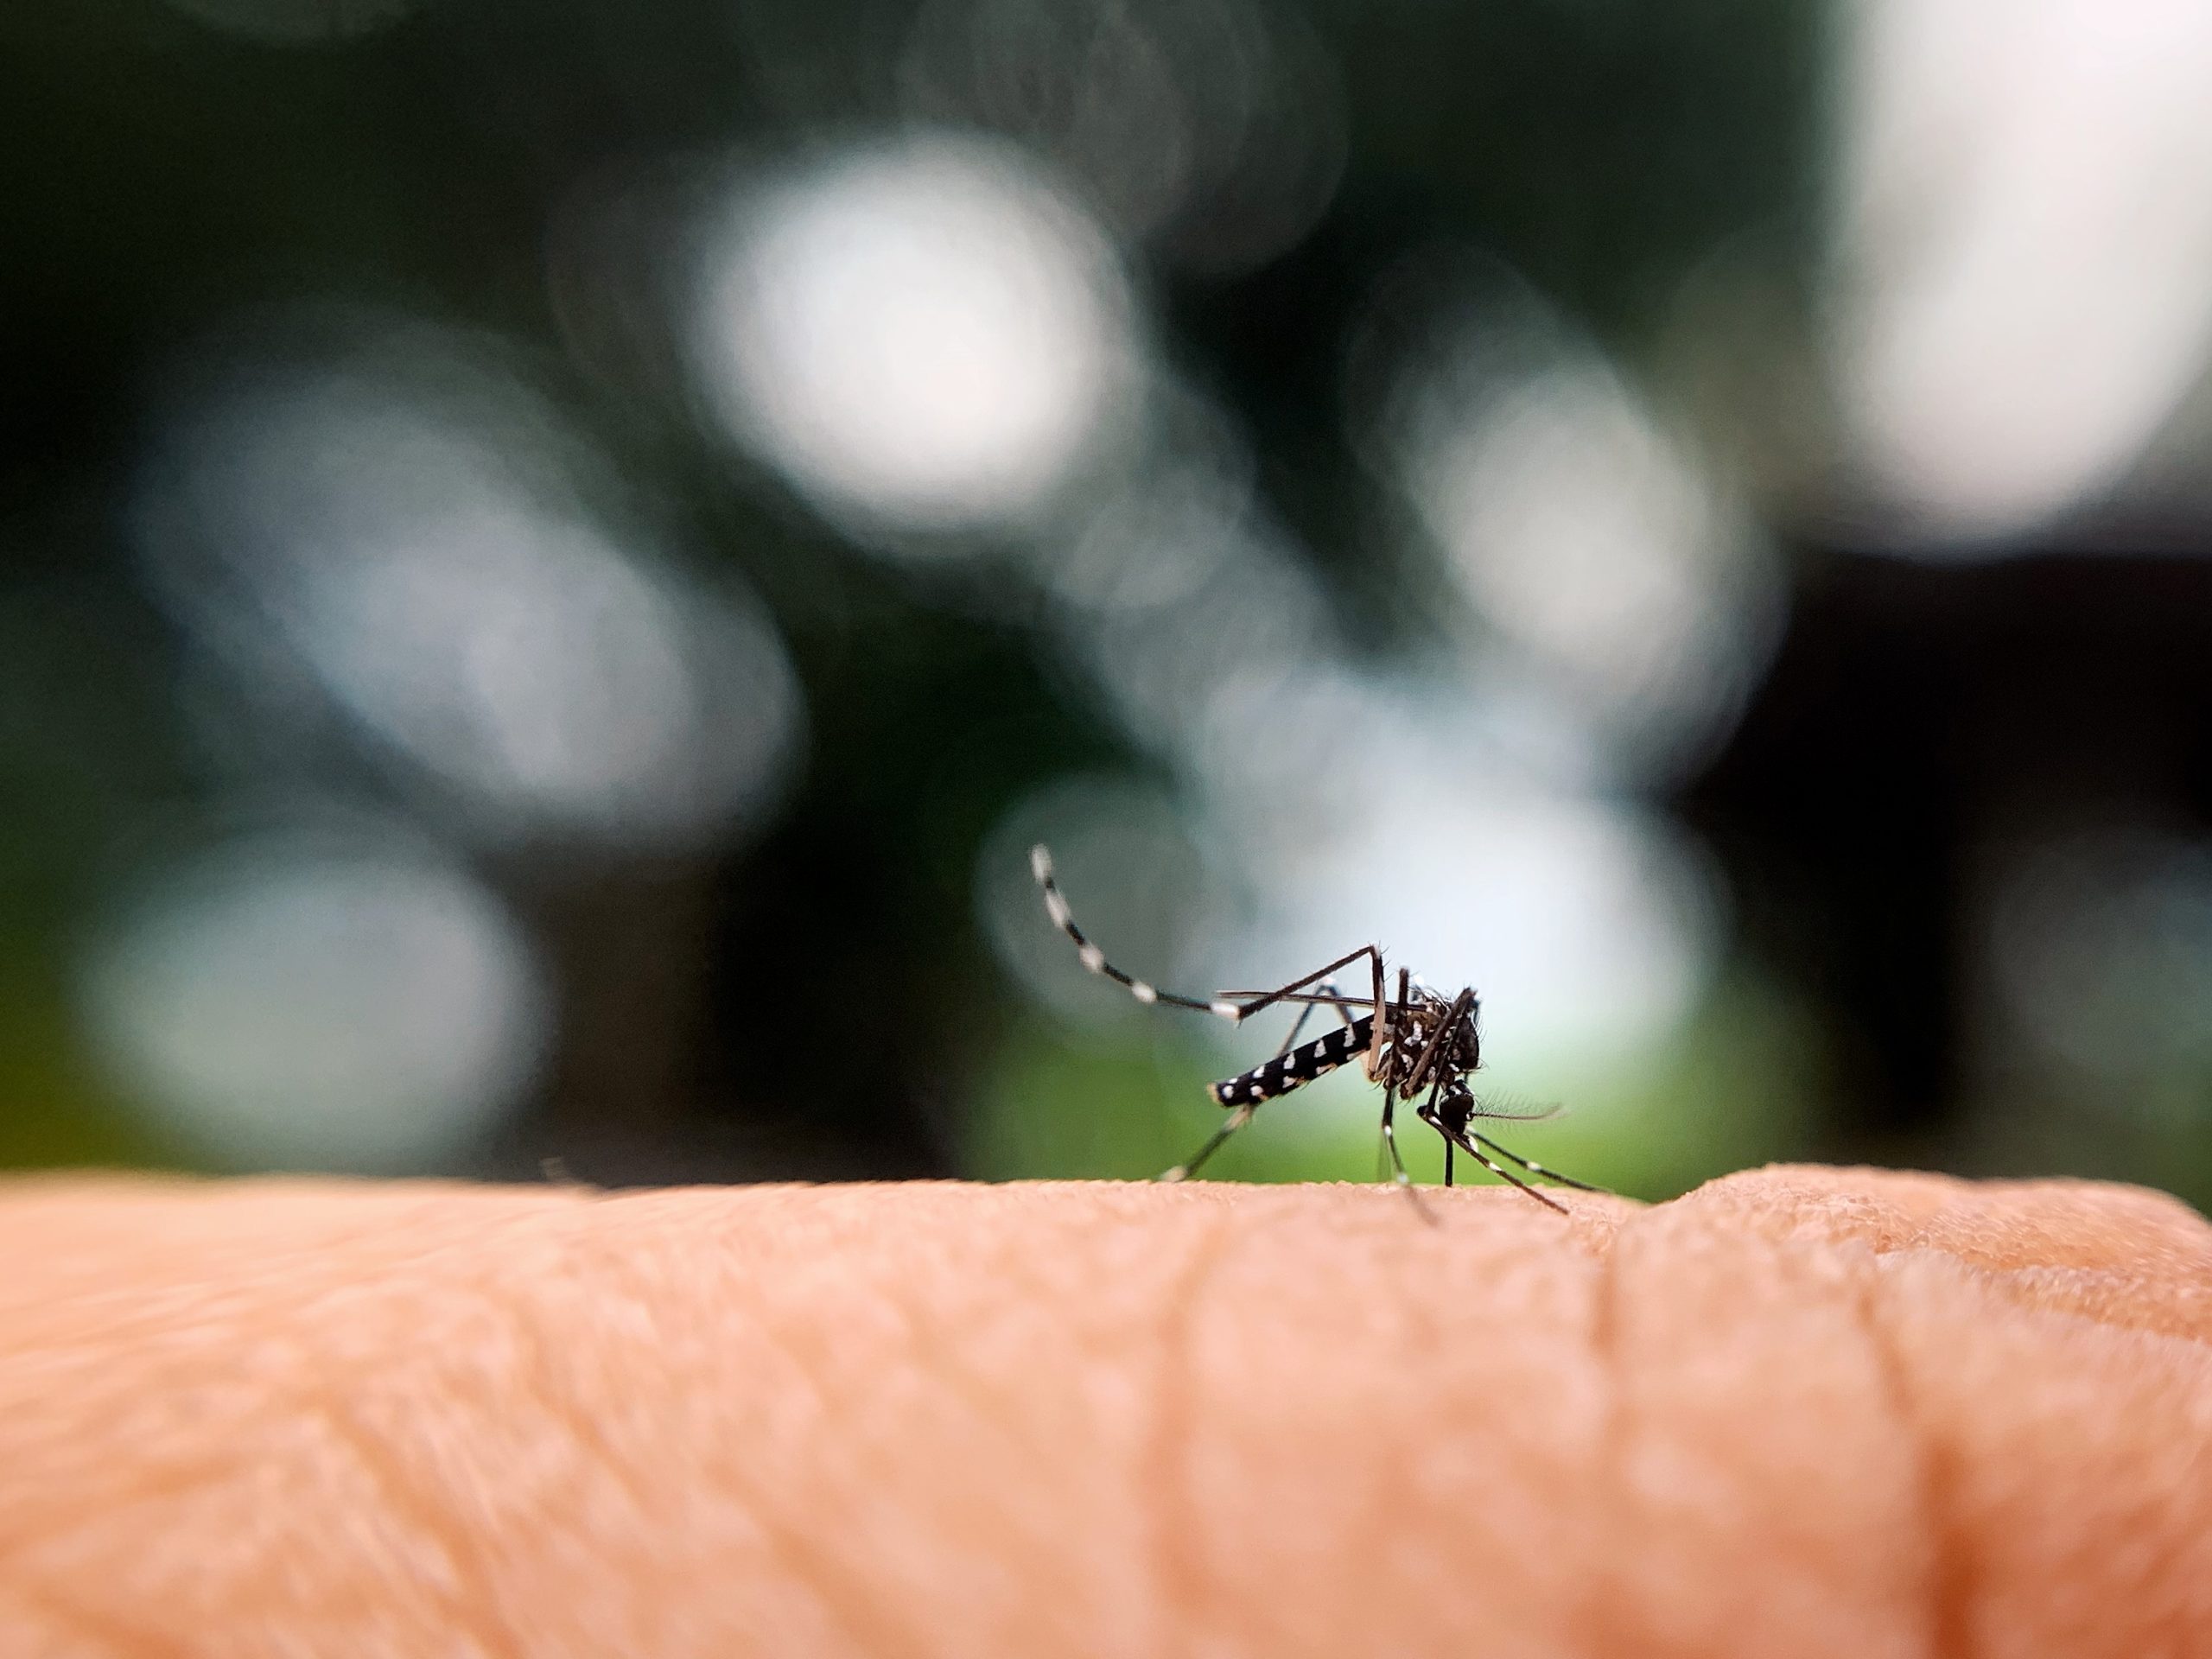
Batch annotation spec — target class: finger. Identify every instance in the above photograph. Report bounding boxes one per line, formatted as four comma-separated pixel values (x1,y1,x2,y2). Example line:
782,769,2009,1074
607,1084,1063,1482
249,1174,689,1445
0,1169,2205,1658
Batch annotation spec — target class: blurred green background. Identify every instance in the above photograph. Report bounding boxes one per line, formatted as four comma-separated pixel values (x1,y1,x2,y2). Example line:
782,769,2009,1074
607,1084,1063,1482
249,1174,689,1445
5,0,2211,1205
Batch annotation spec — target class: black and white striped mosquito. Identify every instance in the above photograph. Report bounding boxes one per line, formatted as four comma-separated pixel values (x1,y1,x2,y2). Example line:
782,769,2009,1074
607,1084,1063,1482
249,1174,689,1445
1029,844,1603,1212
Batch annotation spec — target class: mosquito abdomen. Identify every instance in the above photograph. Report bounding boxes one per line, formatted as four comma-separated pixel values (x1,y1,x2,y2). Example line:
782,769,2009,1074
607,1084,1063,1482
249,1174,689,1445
1210,1014,1376,1107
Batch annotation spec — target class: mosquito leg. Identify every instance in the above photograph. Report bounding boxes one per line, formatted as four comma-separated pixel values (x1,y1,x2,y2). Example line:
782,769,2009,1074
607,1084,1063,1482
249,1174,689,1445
1318,979,1361,1027
1364,955,1392,1083
1368,964,1410,1088
1469,1131,1608,1194
1378,1096,1436,1224
1421,1070,1453,1188
1274,1000,1319,1058
1418,1107,1567,1214
1379,1096,1412,1186
1031,844,1242,1019
1269,978,1357,1061
1160,1105,1257,1183
1216,944,1387,1027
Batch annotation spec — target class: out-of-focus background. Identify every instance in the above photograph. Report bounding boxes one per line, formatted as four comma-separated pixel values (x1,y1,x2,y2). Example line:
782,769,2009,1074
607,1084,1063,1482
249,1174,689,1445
5,0,2211,1205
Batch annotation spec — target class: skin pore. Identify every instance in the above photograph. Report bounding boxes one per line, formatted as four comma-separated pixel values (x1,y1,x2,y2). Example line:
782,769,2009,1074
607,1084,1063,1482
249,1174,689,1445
1,1165,2208,1656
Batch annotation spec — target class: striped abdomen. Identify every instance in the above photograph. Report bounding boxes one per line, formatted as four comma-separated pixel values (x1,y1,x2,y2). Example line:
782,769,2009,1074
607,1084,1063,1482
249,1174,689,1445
1211,1015,1376,1108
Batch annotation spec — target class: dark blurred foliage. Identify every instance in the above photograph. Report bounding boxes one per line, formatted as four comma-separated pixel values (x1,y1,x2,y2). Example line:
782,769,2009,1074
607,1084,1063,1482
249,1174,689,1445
1690,551,2212,1165
3,0,2209,1207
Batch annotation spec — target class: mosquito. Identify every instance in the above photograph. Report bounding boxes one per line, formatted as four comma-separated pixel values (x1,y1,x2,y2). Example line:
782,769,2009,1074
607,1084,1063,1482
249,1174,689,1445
1029,844,1603,1212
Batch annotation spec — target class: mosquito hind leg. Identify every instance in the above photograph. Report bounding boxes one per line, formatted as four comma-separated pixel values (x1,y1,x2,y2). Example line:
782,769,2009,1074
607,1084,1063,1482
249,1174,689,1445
1215,945,1386,1027
1031,845,1240,1020
1160,1105,1256,1183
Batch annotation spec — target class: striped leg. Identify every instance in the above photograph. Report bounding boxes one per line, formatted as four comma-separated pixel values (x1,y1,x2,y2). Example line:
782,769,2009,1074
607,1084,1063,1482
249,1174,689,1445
1270,979,1357,1058
1417,1104,1568,1214
1035,845,1384,1031
1160,1103,1255,1183
1469,1131,1607,1193
1272,993,1322,1059
1375,963,1405,1086
1379,1093,1411,1185
1031,845,1235,1017
1379,1095,1437,1224
1213,944,1389,1027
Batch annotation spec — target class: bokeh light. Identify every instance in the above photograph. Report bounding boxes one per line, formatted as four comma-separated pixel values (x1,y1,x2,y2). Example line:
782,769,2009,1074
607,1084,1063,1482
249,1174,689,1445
899,0,1346,274
134,319,804,853
689,134,1139,538
16,0,2212,1211
1362,275,1783,775
80,821,550,1171
1832,0,2212,541
162,0,419,43
1211,703,1726,1072
1031,380,1256,615
1983,827,2212,1089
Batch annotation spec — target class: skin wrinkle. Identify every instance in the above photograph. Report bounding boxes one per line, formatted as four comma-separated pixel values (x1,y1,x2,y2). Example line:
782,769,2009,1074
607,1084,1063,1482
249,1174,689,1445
303,1262,569,1659
873,1255,1053,1480
1707,1173,2212,1355
835,1244,1114,1643
734,1221,1026,1659
284,1387,518,1659
836,1188,1146,1653
1400,1225,1592,1659
3,1172,2212,1657
545,1198,919,1658
1580,1192,1628,1659
342,1244,702,1654
650,1183,1156,1655
1594,1198,1933,1659
1139,1188,1237,1659
1681,1170,2212,1656
1164,1188,1620,1659
1847,1255,1967,1659
1340,1217,1435,1654
0,1457,238,1573
304,1255,585,1659
1872,1251,2212,1657
0,1573,191,1659
3,1321,484,1650
492,1257,662,1532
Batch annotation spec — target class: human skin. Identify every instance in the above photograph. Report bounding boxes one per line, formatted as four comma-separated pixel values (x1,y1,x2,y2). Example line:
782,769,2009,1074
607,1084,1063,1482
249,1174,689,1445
0,1166,2208,1658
